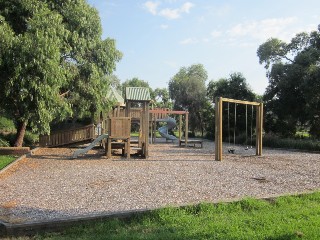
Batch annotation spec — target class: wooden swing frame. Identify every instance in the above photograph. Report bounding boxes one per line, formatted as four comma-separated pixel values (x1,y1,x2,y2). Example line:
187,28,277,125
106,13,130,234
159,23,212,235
215,97,263,161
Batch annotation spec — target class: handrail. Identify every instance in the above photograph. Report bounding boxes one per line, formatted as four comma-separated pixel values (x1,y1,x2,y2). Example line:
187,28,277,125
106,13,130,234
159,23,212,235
39,124,95,147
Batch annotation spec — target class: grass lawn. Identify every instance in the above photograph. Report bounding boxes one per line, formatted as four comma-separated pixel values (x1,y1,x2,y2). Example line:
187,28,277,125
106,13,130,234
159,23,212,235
0,155,16,170
32,191,320,240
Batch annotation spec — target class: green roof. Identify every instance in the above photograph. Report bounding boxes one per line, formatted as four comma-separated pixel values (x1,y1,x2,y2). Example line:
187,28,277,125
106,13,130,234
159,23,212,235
125,87,151,102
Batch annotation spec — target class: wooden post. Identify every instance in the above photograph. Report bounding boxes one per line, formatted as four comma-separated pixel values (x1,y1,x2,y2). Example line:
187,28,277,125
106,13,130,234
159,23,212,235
144,102,149,157
153,115,157,143
260,102,263,155
185,112,189,146
107,138,111,158
256,102,263,156
126,102,131,118
116,105,120,117
179,114,182,143
215,97,223,161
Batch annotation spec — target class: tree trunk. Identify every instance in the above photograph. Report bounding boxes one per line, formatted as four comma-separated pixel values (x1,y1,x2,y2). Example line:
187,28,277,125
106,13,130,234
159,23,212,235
14,121,27,147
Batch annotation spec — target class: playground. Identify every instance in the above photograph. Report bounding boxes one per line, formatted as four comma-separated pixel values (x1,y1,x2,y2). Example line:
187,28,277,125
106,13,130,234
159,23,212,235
1,140,320,225
1,89,320,232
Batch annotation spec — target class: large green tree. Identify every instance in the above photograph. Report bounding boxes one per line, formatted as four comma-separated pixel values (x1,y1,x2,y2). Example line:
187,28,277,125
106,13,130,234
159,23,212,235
207,72,256,102
153,88,172,109
207,73,256,140
168,64,208,136
0,0,122,146
257,25,320,137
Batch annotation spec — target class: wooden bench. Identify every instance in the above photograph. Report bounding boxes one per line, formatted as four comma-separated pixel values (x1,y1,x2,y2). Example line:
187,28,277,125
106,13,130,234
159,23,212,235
179,139,203,148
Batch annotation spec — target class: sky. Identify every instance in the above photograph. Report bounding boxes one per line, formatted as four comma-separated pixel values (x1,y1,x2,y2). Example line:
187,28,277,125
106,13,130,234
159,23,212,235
87,0,320,95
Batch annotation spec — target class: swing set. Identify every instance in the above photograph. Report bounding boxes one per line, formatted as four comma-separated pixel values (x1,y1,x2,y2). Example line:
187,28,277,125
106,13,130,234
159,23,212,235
215,97,263,161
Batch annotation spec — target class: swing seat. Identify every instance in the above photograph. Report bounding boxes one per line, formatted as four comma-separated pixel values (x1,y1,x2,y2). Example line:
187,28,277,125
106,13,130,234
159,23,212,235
228,148,235,154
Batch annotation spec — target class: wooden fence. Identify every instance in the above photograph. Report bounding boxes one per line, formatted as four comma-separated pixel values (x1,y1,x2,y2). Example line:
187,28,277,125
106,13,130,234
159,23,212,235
39,124,95,147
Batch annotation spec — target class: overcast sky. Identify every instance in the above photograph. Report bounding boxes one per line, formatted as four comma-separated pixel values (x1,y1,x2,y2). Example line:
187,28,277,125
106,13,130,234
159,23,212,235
87,0,320,95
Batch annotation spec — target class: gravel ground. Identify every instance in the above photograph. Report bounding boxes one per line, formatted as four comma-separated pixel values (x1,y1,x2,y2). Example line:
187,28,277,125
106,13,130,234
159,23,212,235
0,139,319,224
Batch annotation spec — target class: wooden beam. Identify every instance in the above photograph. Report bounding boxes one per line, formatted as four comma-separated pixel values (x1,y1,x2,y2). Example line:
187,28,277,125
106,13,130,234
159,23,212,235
149,109,189,115
220,98,261,106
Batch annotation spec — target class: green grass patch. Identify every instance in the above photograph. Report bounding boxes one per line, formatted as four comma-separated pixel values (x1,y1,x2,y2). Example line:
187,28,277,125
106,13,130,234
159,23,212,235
34,191,320,239
0,155,16,170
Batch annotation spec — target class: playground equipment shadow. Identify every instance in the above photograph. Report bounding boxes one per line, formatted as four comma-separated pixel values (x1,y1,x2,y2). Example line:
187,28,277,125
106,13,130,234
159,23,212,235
0,138,320,236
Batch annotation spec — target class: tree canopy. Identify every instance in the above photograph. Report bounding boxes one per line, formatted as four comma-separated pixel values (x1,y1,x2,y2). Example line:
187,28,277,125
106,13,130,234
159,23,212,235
207,72,256,102
0,0,122,146
257,25,320,137
169,64,208,135
207,73,256,140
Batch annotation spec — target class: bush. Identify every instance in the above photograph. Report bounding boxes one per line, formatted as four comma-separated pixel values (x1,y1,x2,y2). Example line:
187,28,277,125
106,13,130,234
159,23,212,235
24,131,39,146
0,116,16,132
263,133,320,151
0,137,10,147
0,131,39,147
0,132,16,146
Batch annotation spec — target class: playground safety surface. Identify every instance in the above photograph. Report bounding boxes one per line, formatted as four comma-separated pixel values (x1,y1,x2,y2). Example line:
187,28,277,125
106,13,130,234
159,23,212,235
1,139,320,229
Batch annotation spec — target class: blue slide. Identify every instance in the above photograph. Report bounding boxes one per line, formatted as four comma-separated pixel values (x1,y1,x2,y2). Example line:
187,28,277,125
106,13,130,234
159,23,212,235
157,117,177,141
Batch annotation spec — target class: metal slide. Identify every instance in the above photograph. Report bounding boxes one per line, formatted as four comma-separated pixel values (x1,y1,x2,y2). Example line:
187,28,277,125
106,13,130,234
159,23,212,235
157,117,177,141
72,134,108,158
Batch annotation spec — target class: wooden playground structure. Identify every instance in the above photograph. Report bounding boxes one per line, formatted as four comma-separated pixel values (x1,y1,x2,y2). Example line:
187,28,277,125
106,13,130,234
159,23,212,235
215,97,263,161
104,88,195,158
40,87,193,158
40,89,263,161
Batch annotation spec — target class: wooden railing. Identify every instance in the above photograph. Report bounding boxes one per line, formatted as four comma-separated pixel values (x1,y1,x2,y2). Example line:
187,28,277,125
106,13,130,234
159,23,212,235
130,108,142,119
39,124,95,147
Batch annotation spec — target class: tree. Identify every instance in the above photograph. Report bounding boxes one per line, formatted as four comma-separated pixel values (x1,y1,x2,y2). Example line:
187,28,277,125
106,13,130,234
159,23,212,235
207,72,256,102
0,0,122,146
153,88,172,109
168,64,208,136
106,75,122,92
257,25,320,137
207,73,256,140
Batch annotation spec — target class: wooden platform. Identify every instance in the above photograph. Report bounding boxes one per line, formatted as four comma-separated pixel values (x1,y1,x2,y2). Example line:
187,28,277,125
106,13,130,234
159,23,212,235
179,139,203,148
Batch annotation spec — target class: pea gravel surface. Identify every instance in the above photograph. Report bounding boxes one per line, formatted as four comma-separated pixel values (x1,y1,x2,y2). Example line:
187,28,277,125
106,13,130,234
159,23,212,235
0,139,319,224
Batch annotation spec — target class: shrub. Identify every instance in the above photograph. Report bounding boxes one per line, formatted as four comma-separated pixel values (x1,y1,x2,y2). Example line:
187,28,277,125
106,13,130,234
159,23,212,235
0,137,10,147
0,116,16,132
24,131,39,146
263,133,320,151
